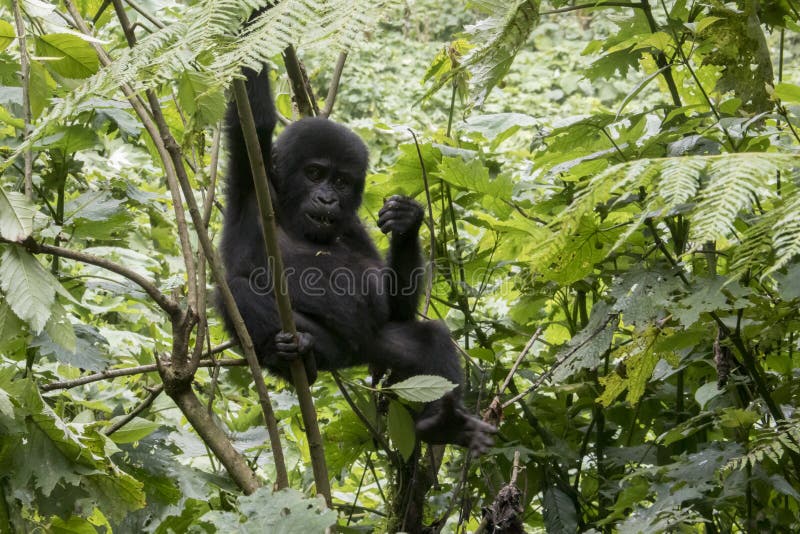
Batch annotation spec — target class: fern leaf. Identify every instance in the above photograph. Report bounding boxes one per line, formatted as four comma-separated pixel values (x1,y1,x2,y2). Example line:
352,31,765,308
659,156,705,209
691,154,780,242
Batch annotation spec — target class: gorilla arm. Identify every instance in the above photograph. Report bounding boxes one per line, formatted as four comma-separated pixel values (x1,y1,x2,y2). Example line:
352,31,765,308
378,195,425,321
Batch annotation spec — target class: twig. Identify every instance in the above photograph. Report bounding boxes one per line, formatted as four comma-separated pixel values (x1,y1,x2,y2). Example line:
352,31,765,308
124,0,164,29
407,129,436,317
233,78,331,505
41,346,237,392
43,356,243,391
483,327,542,422
282,45,317,117
502,316,618,409
540,1,640,15
11,0,33,198
510,449,521,485
1,236,180,317
105,384,164,435
203,127,222,228
321,52,347,118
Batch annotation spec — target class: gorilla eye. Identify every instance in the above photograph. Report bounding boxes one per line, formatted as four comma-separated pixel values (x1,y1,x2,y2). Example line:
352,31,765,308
333,176,348,191
305,164,324,182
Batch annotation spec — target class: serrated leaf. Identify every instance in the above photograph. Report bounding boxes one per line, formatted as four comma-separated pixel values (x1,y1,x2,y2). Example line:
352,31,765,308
178,71,226,127
32,323,108,371
43,300,77,354
386,375,457,403
201,487,336,532
35,33,99,78
0,20,15,52
543,485,578,533
65,190,124,222
388,400,416,461
0,188,37,240
0,247,57,333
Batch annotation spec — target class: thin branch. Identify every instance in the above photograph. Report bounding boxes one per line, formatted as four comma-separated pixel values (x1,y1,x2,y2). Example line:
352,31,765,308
11,0,33,199
282,45,317,117
105,384,164,435
203,127,222,228
500,327,543,394
321,52,347,118
233,78,331,505
502,316,618,409
42,350,240,392
124,0,165,29
407,129,436,317
540,1,640,14
1,236,180,317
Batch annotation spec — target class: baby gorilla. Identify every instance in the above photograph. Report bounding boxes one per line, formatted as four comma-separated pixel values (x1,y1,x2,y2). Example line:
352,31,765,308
219,68,494,454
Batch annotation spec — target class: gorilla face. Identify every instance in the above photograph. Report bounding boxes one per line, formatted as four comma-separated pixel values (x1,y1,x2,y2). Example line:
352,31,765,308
272,118,368,243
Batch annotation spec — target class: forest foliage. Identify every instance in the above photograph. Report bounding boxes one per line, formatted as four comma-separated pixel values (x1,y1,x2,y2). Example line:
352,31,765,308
1,0,800,532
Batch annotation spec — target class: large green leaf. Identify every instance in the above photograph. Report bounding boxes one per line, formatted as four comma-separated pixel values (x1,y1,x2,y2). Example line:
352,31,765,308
386,374,456,403
200,487,336,532
0,188,37,241
0,20,15,51
178,70,226,127
0,247,58,333
388,400,416,461
35,33,99,79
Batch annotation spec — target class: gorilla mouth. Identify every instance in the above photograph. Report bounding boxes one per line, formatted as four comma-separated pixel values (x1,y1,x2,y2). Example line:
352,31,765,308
306,213,335,227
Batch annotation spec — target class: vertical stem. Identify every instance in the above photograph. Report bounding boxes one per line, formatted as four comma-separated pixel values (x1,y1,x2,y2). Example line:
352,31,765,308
321,52,347,118
232,79,331,506
12,0,33,199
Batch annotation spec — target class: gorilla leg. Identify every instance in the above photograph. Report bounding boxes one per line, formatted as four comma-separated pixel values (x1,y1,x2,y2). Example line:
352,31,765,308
368,321,495,454
225,276,346,383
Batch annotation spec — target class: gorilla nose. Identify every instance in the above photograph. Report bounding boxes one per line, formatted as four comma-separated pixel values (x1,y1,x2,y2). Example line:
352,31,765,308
317,195,337,206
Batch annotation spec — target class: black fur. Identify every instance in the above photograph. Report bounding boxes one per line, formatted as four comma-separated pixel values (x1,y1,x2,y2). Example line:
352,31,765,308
218,67,494,454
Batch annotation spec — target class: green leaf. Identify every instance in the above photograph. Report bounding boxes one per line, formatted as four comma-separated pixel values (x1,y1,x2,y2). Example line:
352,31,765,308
0,20,15,52
388,400,416,461
35,33,99,78
438,156,513,216
177,71,226,127
32,323,107,371
774,82,800,103
0,187,38,240
0,247,57,333
0,387,13,418
543,485,578,533
695,381,723,409
107,417,160,444
37,125,99,153
50,516,98,534
386,375,457,403
200,487,336,532
43,301,77,354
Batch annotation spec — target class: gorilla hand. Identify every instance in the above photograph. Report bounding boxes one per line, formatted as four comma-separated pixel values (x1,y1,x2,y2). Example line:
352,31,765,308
275,331,318,383
378,195,424,237
416,392,497,456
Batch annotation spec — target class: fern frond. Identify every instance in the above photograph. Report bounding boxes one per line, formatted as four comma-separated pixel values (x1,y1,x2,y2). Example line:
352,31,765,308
659,156,705,209
768,191,800,274
530,153,800,276
1,0,398,171
691,155,781,242
725,419,800,471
